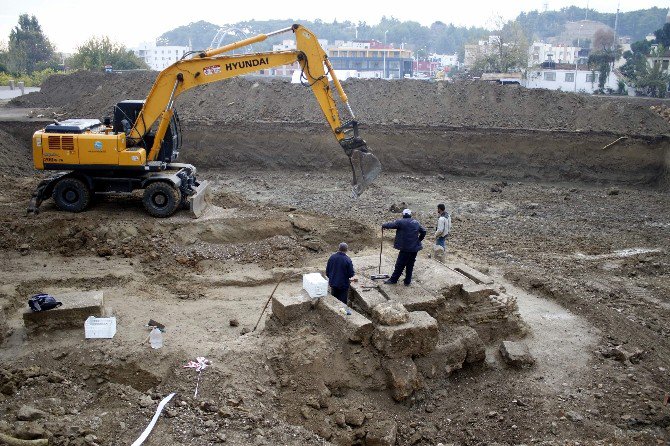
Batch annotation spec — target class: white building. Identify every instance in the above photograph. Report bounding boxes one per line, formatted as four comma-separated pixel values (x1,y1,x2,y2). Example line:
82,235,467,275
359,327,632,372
464,36,499,67
266,39,330,77
528,42,580,66
133,43,191,71
429,53,459,68
526,65,620,93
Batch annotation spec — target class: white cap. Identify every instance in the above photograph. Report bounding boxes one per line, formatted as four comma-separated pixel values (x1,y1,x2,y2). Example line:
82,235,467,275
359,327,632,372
402,208,412,216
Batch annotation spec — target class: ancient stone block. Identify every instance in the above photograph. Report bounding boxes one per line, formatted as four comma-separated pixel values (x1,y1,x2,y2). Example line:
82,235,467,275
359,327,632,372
365,419,398,446
499,340,535,368
23,291,104,333
452,325,486,364
461,283,498,303
349,283,387,315
271,290,312,324
371,302,409,326
451,263,494,285
372,311,438,358
379,283,443,314
384,357,423,402
414,261,465,299
415,328,470,379
317,295,374,343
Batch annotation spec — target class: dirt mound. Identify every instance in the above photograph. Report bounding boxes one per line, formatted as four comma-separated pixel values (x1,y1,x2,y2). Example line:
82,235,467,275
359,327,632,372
11,71,670,135
0,122,39,175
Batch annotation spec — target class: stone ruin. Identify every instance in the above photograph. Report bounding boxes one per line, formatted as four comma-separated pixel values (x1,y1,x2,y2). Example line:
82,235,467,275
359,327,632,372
270,255,529,403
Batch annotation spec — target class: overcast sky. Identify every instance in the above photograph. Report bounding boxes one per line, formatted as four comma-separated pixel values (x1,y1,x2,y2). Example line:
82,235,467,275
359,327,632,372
0,0,668,52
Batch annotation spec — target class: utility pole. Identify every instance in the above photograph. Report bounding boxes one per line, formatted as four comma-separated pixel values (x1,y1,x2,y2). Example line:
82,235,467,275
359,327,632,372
585,1,589,20
613,2,620,48
575,37,580,93
383,30,388,79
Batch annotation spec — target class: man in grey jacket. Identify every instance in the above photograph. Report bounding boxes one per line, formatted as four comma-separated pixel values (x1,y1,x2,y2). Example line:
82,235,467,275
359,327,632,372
381,209,426,286
434,203,451,260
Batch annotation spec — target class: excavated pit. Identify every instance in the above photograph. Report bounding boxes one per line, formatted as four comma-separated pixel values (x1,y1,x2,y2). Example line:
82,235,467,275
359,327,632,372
0,71,669,445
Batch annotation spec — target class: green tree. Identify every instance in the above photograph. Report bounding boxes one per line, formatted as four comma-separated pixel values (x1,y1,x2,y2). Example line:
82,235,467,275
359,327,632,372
588,49,617,91
69,36,147,71
0,40,8,73
637,44,670,97
654,23,670,46
7,14,55,74
619,39,652,81
471,18,528,74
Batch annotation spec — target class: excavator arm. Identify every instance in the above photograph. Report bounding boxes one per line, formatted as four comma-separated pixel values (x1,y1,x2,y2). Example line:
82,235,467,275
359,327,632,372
128,24,381,196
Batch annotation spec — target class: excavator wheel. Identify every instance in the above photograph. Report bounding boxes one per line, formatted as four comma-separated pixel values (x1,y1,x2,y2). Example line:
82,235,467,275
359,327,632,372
52,177,91,213
143,181,182,218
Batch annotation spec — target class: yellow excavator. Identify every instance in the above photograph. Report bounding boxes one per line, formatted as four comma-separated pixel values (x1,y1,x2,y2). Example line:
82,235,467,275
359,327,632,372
28,24,381,217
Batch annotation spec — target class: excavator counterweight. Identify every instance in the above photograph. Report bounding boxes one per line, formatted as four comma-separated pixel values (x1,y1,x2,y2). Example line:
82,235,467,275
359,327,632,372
28,24,380,217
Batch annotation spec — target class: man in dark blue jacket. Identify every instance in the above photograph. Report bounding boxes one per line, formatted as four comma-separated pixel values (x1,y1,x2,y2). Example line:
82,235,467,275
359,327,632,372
382,209,426,286
326,242,356,304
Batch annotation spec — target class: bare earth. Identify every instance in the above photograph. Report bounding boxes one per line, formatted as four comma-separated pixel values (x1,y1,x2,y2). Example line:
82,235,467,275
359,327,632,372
0,73,669,445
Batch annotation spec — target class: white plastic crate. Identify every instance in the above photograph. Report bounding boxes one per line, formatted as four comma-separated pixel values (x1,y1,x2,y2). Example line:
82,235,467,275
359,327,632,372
302,273,328,298
85,316,116,339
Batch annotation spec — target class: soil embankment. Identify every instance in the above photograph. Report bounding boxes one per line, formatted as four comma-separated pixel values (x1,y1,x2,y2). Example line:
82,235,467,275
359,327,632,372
9,71,670,186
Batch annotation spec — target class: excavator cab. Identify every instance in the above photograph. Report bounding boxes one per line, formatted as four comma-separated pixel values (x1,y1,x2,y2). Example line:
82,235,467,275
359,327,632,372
114,100,182,164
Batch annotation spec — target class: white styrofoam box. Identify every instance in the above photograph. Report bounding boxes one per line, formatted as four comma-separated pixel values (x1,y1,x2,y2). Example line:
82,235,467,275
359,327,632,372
85,316,116,339
303,273,328,298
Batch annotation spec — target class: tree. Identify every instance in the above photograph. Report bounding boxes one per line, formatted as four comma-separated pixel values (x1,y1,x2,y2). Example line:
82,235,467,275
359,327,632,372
69,36,147,71
0,40,8,73
636,44,670,97
7,14,55,74
654,23,670,47
588,50,617,91
593,28,615,51
471,17,528,74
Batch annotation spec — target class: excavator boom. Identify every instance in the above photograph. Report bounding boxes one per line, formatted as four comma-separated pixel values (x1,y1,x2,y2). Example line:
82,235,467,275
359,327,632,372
130,24,381,197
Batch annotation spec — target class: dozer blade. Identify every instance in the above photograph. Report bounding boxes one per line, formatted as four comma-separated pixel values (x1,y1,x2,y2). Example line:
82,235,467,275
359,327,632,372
349,146,382,198
187,180,211,218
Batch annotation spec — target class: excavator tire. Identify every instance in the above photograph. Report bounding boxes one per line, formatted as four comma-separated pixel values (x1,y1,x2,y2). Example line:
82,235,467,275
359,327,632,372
143,181,181,218
52,177,91,213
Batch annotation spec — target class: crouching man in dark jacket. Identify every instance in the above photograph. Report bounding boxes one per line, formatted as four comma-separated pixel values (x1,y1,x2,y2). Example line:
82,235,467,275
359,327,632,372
326,242,356,304
382,209,426,286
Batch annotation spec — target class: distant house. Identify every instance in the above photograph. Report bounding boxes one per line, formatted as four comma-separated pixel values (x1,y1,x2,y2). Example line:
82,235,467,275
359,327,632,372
647,45,670,72
528,42,581,66
526,63,619,93
327,40,413,79
133,43,191,71
464,36,499,68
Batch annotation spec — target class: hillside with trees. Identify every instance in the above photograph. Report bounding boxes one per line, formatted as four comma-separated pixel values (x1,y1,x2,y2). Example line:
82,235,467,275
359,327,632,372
515,6,668,42
156,7,667,56
157,17,489,55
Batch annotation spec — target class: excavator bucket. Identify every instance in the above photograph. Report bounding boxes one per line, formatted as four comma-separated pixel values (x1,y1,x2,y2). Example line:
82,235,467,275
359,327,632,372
349,145,382,197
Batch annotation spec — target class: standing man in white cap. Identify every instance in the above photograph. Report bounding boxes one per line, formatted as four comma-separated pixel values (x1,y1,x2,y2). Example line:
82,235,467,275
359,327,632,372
381,209,426,286
326,242,356,304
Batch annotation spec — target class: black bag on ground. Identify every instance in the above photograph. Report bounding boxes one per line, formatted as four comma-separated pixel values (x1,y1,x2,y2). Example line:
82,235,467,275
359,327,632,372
28,293,63,312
